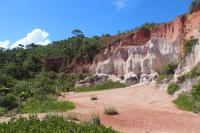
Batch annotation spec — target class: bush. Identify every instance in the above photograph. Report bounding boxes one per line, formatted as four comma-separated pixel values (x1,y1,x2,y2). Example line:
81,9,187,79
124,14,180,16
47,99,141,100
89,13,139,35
0,94,19,110
177,74,188,83
173,93,193,111
183,38,198,55
0,108,7,116
174,80,200,113
76,80,127,92
91,96,98,100
191,81,200,101
104,107,118,115
157,63,178,83
0,116,117,133
167,83,180,95
160,63,178,76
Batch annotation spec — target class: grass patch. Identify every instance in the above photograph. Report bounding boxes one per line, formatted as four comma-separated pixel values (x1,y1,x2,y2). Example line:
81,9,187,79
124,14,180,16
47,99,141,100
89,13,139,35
104,107,118,115
75,80,127,92
19,100,75,113
167,83,180,95
0,116,117,133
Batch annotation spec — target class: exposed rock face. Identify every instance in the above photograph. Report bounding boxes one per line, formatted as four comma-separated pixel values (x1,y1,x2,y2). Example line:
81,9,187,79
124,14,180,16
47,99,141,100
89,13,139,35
90,40,180,76
175,35,200,78
43,10,200,85
75,74,109,88
90,10,200,84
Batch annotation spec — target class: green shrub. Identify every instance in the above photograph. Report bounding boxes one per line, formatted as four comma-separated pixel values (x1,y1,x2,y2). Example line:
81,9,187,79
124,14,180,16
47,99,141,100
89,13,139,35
173,93,193,111
167,83,180,95
0,94,19,110
191,81,200,101
76,80,127,92
0,108,7,116
174,80,200,113
188,62,200,77
160,63,178,76
157,63,178,83
177,62,200,83
0,116,117,133
183,38,198,55
19,100,75,113
177,74,188,83
104,107,118,115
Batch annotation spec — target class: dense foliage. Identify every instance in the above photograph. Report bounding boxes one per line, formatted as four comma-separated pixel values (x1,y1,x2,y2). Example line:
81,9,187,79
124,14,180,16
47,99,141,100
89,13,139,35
0,116,117,133
75,80,127,92
0,31,104,115
174,80,200,113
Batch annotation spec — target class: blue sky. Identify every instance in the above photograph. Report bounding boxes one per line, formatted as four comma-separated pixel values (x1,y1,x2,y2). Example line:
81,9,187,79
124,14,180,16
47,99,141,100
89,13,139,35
0,0,191,48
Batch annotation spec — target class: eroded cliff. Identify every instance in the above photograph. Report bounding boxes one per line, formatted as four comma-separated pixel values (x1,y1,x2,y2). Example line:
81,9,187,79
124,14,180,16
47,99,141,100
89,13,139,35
90,10,200,81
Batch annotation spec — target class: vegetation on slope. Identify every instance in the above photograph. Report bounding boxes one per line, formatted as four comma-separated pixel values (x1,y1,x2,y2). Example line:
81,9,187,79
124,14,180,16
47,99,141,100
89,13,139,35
183,38,199,55
157,63,178,82
0,116,117,133
178,62,200,83
174,80,200,113
117,22,159,35
167,83,180,95
75,80,127,92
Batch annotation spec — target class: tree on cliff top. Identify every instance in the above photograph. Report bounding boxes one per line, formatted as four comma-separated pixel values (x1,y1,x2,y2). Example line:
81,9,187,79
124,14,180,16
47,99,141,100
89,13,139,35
190,0,200,13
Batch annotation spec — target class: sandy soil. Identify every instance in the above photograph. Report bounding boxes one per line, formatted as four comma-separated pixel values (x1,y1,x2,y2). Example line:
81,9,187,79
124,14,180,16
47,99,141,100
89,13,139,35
58,84,200,133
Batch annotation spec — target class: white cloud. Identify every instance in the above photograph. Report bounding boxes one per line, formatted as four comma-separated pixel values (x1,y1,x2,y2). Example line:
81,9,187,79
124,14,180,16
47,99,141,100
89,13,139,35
11,29,51,48
112,0,143,10
0,40,10,49
113,0,128,10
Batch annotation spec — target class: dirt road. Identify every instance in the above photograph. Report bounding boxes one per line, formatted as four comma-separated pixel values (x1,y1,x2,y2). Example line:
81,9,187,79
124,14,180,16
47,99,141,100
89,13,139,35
59,84,200,133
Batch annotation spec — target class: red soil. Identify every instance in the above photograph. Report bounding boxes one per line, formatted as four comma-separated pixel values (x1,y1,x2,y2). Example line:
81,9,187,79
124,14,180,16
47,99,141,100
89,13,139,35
59,84,200,133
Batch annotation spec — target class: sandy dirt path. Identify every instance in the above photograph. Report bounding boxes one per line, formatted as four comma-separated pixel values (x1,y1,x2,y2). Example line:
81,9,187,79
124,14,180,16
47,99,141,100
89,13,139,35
59,84,200,133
